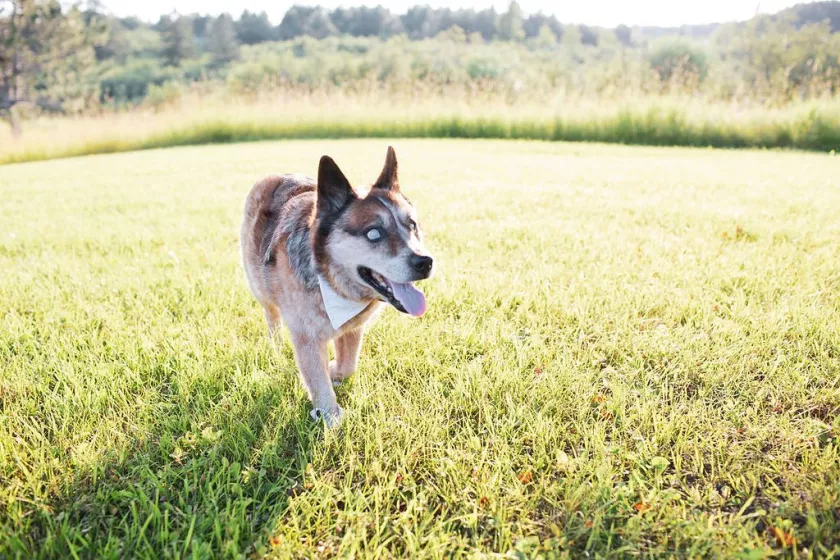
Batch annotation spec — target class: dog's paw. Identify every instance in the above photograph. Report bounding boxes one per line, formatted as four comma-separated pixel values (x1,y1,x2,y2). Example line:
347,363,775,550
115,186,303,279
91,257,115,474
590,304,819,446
328,360,354,383
310,405,344,429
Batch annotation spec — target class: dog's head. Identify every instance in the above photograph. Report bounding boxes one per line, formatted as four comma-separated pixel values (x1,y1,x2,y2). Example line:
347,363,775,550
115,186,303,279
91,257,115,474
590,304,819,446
313,146,433,316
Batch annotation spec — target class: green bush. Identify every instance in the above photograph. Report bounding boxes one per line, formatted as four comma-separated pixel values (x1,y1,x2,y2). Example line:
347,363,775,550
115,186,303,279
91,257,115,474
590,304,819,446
143,82,184,110
466,57,501,80
648,40,708,84
99,60,176,104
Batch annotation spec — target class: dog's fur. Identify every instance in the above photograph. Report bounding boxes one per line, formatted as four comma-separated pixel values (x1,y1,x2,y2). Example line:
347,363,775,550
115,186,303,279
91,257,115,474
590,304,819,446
240,147,433,425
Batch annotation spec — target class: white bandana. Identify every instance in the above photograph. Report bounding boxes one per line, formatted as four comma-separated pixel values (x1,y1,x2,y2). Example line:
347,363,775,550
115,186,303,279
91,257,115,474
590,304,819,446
318,275,369,330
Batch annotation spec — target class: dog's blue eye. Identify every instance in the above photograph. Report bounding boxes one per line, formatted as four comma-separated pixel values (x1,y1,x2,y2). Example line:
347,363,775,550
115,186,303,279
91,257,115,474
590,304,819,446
366,228,383,242
408,220,418,232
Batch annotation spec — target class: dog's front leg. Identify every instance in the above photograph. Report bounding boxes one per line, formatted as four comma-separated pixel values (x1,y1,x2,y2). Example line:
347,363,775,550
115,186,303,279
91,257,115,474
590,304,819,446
263,303,282,338
290,332,342,426
330,329,364,382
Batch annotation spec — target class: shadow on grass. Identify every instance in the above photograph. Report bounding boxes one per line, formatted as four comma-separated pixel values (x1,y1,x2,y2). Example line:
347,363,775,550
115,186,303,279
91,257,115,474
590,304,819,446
3,371,323,559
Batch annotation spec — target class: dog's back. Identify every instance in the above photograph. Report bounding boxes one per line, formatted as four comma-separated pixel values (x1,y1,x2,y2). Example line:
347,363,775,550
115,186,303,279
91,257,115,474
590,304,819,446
240,174,315,307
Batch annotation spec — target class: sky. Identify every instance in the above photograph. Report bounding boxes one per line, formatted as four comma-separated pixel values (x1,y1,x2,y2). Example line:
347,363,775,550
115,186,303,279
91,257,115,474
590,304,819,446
101,0,812,28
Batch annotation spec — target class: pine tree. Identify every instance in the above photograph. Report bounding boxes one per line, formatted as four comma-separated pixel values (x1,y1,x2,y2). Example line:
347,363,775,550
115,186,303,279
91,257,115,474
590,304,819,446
161,14,195,67
208,13,239,63
1,0,104,135
498,1,524,41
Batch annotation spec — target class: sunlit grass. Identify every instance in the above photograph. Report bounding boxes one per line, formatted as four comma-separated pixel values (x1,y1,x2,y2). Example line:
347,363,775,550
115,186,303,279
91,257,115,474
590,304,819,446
1,93,839,165
1,139,839,557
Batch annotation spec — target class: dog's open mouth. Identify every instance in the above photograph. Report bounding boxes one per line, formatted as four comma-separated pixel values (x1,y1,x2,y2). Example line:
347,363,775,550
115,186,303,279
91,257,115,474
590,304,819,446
358,266,427,317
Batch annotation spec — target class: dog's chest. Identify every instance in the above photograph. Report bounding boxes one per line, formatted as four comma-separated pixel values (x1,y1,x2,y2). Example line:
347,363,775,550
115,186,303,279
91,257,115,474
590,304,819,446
335,300,384,334
280,285,382,340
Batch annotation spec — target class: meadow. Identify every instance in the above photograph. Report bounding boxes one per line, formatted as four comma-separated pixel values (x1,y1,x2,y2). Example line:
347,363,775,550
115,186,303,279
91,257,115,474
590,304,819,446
5,2,840,164
1,138,839,558
1,92,839,165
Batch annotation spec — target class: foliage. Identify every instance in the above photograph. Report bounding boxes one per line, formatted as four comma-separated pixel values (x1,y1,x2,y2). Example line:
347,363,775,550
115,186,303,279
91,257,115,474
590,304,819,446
277,6,336,40
649,40,708,84
0,0,104,132
94,19,161,63
787,0,840,31
713,15,840,101
97,58,206,105
160,15,195,67
207,13,239,63
142,80,182,110
614,24,632,46
523,12,563,42
497,1,524,42
235,10,274,45
579,24,599,46
2,0,840,144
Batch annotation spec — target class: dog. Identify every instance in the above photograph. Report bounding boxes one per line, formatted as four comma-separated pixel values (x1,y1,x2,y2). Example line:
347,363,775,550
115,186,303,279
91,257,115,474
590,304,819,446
240,147,434,427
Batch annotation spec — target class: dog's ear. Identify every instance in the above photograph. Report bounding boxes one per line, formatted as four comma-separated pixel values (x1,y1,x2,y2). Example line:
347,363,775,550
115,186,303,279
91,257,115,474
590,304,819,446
318,156,356,214
372,146,399,192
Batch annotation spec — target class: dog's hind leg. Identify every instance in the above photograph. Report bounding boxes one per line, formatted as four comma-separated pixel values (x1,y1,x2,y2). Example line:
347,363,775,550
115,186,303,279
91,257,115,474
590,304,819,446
330,329,363,382
263,303,282,338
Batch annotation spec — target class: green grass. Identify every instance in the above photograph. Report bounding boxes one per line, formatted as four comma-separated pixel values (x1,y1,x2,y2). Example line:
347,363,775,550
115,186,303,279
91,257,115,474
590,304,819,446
2,99,840,166
1,139,839,558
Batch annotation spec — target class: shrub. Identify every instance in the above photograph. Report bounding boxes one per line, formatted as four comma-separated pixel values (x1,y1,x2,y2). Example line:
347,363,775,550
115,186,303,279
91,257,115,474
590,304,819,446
143,82,183,111
649,40,708,85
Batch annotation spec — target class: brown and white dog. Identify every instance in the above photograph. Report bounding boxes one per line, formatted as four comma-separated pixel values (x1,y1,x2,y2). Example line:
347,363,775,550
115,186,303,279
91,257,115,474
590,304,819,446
240,147,434,426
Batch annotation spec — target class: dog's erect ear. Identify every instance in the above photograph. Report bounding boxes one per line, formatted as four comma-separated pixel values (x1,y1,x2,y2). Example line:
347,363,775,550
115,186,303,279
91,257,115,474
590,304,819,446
372,146,399,192
318,156,356,214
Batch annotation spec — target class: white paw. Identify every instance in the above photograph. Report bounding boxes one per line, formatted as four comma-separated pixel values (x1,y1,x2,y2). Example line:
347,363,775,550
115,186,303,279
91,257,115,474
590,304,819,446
310,405,344,428
328,360,354,384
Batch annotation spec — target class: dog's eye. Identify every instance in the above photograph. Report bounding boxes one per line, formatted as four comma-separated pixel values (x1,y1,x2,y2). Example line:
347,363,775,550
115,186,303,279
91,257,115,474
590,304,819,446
366,228,383,242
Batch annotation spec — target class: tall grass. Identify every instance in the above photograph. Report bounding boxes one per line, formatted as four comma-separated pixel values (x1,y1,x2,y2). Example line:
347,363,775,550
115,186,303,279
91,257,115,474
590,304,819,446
2,92,839,164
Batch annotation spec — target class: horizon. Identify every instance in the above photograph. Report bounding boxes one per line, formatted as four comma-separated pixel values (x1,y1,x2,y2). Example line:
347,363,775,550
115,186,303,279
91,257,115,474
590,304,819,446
102,0,816,28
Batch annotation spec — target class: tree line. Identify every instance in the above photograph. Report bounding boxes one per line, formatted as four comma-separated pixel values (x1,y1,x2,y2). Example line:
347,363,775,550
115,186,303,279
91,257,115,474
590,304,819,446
2,0,840,134
127,3,593,68
109,1,840,67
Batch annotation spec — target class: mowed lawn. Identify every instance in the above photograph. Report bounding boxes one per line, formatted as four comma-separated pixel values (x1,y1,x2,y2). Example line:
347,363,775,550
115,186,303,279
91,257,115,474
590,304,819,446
1,139,839,558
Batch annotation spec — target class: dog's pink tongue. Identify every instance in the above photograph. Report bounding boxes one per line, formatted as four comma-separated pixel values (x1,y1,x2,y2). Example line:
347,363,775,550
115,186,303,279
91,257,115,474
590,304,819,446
390,281,426,317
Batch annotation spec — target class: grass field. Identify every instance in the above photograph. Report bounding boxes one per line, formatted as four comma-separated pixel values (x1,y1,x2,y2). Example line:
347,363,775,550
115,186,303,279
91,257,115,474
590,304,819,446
1,139,839,558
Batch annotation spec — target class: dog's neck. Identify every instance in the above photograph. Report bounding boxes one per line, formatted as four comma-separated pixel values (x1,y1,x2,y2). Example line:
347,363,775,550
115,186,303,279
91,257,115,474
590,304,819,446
318,275,369,330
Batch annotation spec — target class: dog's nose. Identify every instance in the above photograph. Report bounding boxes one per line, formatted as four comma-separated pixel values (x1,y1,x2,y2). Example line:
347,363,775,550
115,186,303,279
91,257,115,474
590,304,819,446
410,255,433,275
